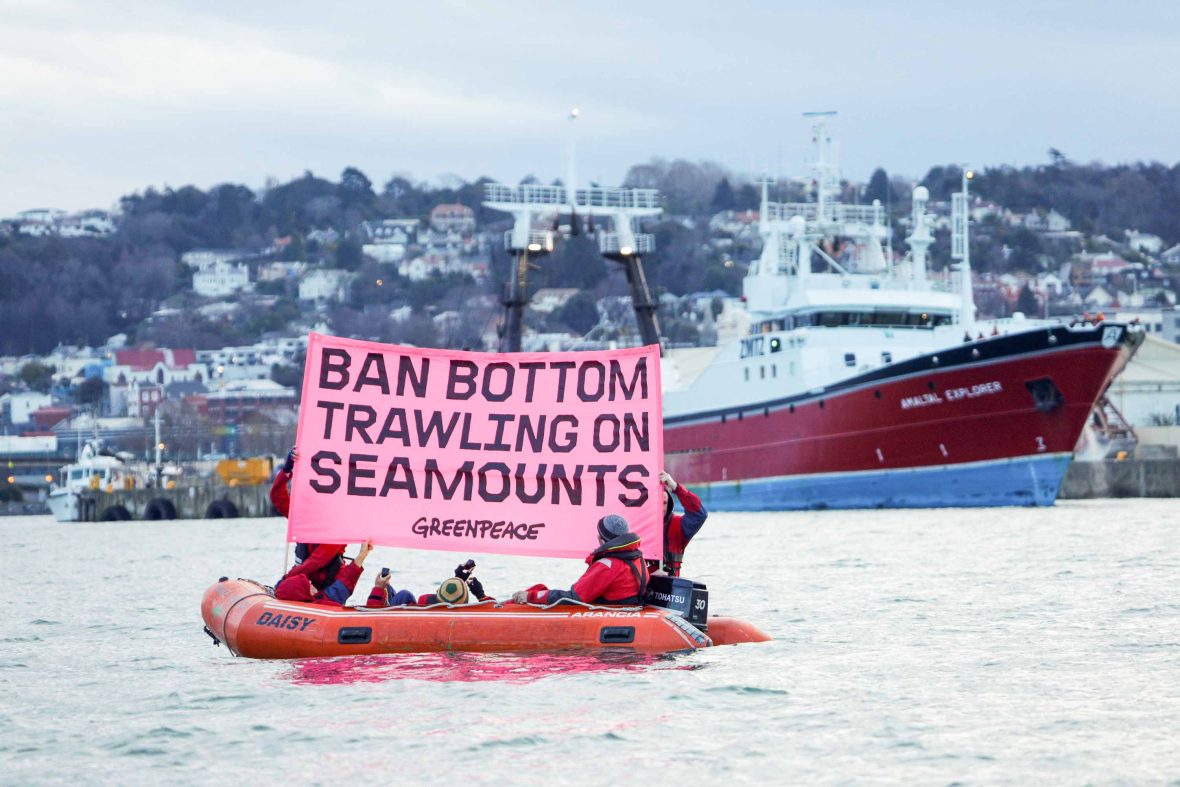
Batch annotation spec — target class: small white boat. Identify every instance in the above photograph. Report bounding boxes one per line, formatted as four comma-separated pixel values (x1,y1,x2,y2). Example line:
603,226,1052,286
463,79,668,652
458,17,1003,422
46,441,144,521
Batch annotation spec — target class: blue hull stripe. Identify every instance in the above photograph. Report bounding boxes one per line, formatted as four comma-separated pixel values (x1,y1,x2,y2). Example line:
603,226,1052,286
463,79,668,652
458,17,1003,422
694,453,1073,510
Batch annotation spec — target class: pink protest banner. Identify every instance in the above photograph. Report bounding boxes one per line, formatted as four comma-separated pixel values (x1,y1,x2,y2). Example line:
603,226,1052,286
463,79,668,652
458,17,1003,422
287,334,664,560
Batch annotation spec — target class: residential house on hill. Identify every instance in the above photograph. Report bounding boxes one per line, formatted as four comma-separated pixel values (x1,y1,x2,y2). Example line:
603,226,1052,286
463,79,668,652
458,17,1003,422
1088,253,1133,280
192,260,252,298
397,253,467,282
103,348,206,387
1127,230,1164,256
1083,285,1115,308
194,379,297,426
2,392,53,427
181,249,247,268
530,288,579,314
430,203,475,234
9,209,66,236
58,211,116,237
306,228,340,246
970,201,1001,222
1045,210,1071,232
257,261,307,283
299,268,354,303
360,219,418,264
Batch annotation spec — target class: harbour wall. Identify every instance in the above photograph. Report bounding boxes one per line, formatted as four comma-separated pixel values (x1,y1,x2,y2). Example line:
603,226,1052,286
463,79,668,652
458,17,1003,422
75,482,274,521
1059,459,1180,499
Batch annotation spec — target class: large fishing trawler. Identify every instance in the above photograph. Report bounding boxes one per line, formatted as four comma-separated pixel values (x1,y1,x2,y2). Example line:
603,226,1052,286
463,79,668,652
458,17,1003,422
660,114,1142,509
484,111,1142,509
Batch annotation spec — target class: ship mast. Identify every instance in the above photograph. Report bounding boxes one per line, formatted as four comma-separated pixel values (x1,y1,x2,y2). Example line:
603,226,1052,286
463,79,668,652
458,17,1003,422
951,167,977,328
804,111,839,226
483,110,663,351
905,186,932,284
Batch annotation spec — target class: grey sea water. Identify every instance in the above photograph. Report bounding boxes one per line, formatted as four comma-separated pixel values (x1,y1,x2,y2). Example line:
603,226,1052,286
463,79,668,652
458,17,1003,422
2,499,1178,785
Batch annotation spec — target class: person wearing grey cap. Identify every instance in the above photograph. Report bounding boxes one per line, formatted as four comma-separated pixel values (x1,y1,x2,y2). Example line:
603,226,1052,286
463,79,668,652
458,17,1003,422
510,514,650,606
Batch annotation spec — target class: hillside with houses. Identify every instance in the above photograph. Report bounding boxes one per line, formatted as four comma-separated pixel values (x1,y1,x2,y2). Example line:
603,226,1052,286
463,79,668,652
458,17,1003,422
2,153,1180,481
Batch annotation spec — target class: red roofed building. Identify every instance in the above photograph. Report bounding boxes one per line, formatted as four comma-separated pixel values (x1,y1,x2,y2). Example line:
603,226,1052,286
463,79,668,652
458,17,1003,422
31,406,72,431
103,347,206,387
430,203,475,234
1090,254,1132,278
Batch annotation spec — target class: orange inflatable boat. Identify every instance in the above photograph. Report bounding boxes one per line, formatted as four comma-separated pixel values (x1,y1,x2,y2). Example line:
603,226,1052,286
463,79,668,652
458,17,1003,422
202,578,770,658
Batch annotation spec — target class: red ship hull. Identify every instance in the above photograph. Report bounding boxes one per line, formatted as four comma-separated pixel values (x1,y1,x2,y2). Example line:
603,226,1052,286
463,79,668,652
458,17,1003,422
663,323,1141,509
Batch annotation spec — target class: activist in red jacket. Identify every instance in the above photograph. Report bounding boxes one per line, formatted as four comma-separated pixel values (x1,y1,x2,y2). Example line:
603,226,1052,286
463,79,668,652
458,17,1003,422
269,461,292,516
275,541,372,606
652,470,708,577
512,515,649,606
272,447,346,589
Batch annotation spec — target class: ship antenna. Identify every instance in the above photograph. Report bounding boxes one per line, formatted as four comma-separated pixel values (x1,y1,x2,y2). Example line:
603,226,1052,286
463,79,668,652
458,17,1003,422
951,165,977,327
566,107,580,234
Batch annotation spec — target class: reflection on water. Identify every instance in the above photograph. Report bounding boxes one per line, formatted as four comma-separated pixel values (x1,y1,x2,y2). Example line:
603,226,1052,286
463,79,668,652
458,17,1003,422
284,650,697,685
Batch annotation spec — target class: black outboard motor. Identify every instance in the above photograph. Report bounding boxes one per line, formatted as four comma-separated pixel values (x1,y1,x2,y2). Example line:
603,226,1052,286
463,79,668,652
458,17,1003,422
644,576,709,631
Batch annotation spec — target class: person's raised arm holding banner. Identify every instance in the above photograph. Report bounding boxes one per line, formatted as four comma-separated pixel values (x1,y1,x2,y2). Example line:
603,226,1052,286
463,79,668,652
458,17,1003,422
271,446,346,589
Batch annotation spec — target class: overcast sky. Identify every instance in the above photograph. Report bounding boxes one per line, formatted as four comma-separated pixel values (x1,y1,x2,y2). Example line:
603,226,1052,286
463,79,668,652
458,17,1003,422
2,0,1179,216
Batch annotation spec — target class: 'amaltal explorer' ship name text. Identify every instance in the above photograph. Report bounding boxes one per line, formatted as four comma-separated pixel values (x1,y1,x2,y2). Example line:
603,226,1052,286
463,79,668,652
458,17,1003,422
900,381,1002,410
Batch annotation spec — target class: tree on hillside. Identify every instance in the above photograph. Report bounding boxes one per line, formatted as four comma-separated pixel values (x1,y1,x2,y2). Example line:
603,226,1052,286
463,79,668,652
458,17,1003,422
263,171,337,234
19,361,54,392
381,175,433,218
335,238,365,270
558,291,600,334
211,184,257,246
865,168,893,205
1016,283,1040,316
920,165,965,201
339,167,376,211
711,178,735,211
76,376,105,406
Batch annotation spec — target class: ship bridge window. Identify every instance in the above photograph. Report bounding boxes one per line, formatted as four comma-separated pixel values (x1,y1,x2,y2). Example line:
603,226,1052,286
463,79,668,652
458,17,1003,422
70,469,83,480
844,353,856,367
805,310,955,329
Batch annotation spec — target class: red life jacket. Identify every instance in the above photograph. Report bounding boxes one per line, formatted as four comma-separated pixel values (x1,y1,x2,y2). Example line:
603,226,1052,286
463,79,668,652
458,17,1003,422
585,537,649,604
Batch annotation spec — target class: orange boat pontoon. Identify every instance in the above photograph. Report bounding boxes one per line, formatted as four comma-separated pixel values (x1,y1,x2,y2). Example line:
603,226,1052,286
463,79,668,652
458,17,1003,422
202,579,770,658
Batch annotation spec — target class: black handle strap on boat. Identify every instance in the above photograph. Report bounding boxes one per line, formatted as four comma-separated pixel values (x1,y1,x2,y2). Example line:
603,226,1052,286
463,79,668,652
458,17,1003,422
208,580,271,656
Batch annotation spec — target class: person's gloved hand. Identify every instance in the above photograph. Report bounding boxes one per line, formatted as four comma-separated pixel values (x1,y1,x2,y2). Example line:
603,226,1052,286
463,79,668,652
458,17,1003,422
467,576,486,600
282,447,298,475
511,590,528,604
659,470,677,493
454,559,475,581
